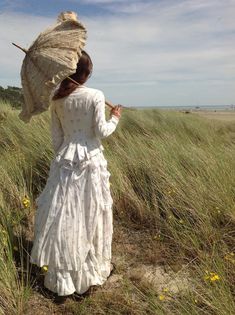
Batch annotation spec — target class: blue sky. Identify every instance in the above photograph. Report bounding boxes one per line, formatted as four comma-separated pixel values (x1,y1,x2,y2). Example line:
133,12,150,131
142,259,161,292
0,0,234,106
0,0,108,16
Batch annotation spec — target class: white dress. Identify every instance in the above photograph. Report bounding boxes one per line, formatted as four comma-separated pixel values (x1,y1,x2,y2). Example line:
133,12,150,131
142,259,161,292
30,85,119,296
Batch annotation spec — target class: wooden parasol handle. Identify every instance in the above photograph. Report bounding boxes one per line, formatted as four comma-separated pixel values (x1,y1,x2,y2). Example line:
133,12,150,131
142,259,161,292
104,100,115,109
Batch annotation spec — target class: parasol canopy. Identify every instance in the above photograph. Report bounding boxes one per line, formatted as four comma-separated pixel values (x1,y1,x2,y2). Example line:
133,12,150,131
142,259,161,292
13,11,87,123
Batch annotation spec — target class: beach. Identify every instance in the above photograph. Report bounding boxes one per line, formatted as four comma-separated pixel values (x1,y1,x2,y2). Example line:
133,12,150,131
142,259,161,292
191,110,235,121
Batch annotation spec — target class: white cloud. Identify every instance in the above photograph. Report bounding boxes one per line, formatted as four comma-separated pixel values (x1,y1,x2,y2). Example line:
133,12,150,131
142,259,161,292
78,0,143,4
80,0,129,3
0,0,235,106
82,0,235,105
0,12,53,84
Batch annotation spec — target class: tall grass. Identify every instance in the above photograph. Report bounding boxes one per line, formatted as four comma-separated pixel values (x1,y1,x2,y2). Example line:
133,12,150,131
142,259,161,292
0,102,234,314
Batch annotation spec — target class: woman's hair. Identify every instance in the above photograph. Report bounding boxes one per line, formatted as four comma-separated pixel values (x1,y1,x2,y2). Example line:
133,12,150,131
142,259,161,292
52,50,93,100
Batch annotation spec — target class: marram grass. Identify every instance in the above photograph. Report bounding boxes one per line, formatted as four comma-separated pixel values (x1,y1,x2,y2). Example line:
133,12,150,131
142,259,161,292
0,102,234,314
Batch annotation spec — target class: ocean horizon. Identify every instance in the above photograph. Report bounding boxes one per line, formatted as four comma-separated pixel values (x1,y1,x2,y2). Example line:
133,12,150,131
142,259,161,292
135,104,235,111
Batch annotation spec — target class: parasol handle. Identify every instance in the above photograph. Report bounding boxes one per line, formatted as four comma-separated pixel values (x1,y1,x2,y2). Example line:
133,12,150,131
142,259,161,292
12,42,27,53
104,100,115,109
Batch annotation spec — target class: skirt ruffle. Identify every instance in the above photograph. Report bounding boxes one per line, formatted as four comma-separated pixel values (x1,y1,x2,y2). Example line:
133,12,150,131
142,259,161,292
30,150,113,295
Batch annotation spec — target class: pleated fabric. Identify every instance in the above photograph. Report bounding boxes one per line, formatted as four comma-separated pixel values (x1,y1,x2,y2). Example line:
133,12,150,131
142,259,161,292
30,149,114,295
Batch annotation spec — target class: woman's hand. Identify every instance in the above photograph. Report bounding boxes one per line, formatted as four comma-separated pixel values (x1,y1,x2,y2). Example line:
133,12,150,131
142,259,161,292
110,104,122,119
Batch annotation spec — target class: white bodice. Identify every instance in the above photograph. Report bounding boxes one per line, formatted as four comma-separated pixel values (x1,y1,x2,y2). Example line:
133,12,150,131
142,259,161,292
50,86,119,164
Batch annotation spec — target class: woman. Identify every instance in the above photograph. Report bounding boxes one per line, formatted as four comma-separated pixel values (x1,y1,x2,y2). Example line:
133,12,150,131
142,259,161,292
30,50,122,300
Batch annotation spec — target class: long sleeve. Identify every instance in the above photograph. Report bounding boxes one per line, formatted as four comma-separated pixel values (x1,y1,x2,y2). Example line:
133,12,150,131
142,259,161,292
93,90,119,138
50,103,64,153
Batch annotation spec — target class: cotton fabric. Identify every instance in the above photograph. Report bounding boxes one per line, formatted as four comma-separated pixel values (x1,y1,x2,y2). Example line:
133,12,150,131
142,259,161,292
30,86,119,295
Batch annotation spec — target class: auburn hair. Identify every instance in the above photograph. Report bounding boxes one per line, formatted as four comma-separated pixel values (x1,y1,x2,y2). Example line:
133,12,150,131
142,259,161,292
52,50,93,100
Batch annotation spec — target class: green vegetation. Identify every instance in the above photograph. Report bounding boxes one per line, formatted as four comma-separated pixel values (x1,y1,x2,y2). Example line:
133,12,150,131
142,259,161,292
0,101,234,314
0,86,24,109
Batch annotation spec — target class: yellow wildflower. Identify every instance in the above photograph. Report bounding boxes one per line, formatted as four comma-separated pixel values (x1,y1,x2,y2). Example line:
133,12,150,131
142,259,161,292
22,196,30,208
41,265,48,272
154,234,161,240
163,288,169,293
210,274,220,281
159,294,165,301
204,271,220,282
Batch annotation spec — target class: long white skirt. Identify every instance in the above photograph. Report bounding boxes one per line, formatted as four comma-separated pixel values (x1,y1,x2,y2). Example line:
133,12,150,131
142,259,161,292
30,150,114,296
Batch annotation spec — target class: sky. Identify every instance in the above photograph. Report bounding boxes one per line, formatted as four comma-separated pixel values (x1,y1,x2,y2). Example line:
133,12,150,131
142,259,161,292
0,0,234,107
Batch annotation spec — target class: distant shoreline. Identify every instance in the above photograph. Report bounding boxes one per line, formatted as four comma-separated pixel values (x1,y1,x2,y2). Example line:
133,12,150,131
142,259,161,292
136,105,235,111
135,105,235,121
